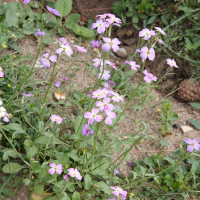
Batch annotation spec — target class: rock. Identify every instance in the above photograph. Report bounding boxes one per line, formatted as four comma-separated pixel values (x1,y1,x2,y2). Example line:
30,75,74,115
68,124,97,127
181,126,193,133
116,26,127,39
122,37,136,46
54,91,65,101
115,47,127,58
164,80,178,91
123,46,134,54
156,60,166,76
126,26,134,37
172,124,180,128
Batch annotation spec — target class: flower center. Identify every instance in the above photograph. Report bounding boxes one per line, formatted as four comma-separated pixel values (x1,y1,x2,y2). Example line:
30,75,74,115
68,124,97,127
145,32,149,35
92,114,95,118
147,51,150,55
73,173,76,176
191,143,194,146
63,47,66,50
98,23,102,27
53,167,57,170
109,42,113,45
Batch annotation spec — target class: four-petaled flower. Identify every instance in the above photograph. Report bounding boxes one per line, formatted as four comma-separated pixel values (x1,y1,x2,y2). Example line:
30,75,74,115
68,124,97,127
35,29,45,37
125,60,140,70
139,28,156,40
110,91,124,102
40,53,57,68
136,47,155,61
0,107,6,118
102,37,121,52
0,67,4,77
49,163,63,174
23,0,30,3
98,69,110,80
46,6,61,16
73,45,87,52
68,168,82,180
92,90,105,99
91,19,109,34
105,110,116,125
56,43,73,57
110,186,127,200
166,58,178,68
50,114,62,124
96,97,115,111
155,27,166,35
81,124,94,136
21,93,34,97
84,108,102,124
185,138,200,152
143,70,157,83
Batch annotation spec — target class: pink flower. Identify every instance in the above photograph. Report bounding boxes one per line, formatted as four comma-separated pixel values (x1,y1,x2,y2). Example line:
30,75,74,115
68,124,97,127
106,15,122,25
110,63,117,70
21,93,34,97
105,110,116,125
185,138,200,152
96,97,116,111
139,28,156,40
84,108,102,125
46,6,61,16
68,168,82,180
110,91,124,102
102,37,121,52
93,58,111,67
50,114,62,124
3,112,10,122
156,37,163,44
23,0,30,3
0,67,4,77
40,53,57,68
155,27,166,35
0,106,6,118
104,83,111,90
91,19,109,34
108,80,116,86
96,13,113,19
92,90,105,99
35,29,45,37
87,90,92,97
136,47,155,61
110,186,124,197
91,40,101,48
73,45,87,52
98,69,110,80
143,70,157,83
125,60,140,70
63,175,67,180
55,75,68,87
166,59,178,68
56,43,73,57
49,163,63,174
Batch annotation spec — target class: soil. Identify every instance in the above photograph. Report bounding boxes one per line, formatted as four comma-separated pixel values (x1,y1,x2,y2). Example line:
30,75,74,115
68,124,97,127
1,0,200,200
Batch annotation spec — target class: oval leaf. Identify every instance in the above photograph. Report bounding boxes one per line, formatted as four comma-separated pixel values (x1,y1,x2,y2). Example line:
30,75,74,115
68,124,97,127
147,16,157,24
55,0,72,18
2,163,23,173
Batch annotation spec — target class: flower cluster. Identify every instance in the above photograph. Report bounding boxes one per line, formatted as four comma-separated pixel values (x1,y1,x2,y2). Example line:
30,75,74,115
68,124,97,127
109,186,127,200
48,164,82,181
55,75,68,87
0,100,11,122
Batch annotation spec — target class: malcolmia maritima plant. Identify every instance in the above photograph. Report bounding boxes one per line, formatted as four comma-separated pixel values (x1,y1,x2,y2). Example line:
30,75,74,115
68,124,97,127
2,1,197,199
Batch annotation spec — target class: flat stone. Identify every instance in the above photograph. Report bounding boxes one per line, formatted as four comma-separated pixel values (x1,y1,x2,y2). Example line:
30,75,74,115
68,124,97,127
181,126,193,133
115,47,127,58
123,37,136,46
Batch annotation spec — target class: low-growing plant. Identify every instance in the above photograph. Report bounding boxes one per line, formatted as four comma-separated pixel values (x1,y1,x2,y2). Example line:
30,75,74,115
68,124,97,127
0,0,200,200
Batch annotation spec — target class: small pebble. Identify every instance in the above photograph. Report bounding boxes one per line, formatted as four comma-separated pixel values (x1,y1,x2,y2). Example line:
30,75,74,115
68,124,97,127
172,124,180,128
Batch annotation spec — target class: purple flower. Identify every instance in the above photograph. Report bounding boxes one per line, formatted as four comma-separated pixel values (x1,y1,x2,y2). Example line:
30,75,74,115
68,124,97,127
35,29,45,37
110,91,124,102
23,0,30,3
166,58,178,68
91,40,101,48
93,58,111,68
125,60,140,70
106,15,122,25
55,75,68,87
156,37,163,44
40,53,57,68
21,93,34,97
143,70,157,83
108,80,116,86
98,69,110,80
46,6,61,16
155,27,166,35
105,110,116,125
185,138,200,152
136,47,155,61
102,37,121,52
73,45,87,52
110,186,127,200
3,112,10,122
56,43,73,57
96,13,113,19
84,108,102,125
91,19,109,34
49,163,63,174
81,124,94,136
87,90,92,97
104,83,111,90
0,67,4,78
96,97,116,111
63,175,67,180
92,90,105,99
55,81,60,87
139,28,156,40
110,63,117,70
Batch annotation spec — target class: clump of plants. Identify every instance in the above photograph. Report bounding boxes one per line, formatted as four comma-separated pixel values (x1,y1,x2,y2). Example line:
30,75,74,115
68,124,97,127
0,0,200,200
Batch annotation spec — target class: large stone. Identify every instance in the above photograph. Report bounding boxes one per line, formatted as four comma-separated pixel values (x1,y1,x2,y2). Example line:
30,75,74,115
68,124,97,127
116,26,127,39
156,60,166,76
126,26,134,37
123,46,134,54
115,48,127,58
123,37,136,46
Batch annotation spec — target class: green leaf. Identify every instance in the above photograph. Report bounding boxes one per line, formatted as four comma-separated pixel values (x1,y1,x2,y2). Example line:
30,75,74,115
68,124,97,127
2,149,19,160
189,119,200,130
191,161,200,172
147,16,157,24
84,174,91,190
132,15,139,24
26,146,38,160
23,178,31,186
98,182,112,195
72,191,80,200
190,102,200,110
138,13,147,19
132,24,140,30
66,150,80,161
72,24,94,38
161,15,168,25
34,182,44,195
2,163,23,173
42,13,58,27
160,139,169,147
55,0,72,18
5,5,18,27
74,115,83,134
66,13,80,24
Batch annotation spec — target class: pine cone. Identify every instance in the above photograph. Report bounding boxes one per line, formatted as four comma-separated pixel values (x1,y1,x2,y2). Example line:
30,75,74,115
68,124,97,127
177,79,200,102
